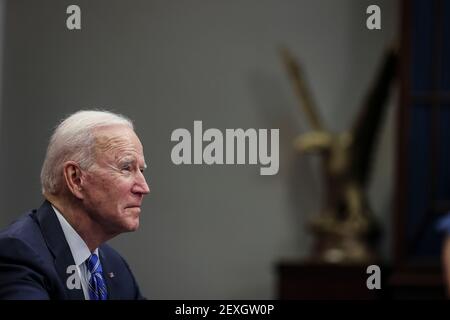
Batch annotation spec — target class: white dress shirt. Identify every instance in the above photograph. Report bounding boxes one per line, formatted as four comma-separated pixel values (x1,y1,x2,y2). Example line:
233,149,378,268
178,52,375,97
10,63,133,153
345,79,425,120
52,205,98,300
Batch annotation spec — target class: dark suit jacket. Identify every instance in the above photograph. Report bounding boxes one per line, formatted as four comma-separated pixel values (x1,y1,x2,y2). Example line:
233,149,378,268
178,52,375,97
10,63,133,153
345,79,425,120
0,200,144,300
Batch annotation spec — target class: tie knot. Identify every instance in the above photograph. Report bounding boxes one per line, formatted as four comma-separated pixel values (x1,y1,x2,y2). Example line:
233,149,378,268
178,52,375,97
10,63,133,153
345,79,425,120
87,253,102,274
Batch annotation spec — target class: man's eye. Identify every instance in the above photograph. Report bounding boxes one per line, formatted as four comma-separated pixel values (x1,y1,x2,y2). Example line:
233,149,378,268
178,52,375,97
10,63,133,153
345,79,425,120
121,165,132,171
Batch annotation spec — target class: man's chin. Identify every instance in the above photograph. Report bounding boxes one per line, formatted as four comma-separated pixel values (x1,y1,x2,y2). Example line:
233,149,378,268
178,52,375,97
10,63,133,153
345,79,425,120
125,217,140,232
116,209,140,232
129,221,140,231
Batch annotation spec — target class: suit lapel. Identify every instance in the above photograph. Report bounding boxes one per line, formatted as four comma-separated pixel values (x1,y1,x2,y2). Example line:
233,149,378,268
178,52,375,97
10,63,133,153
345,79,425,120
99,247,119,300
35,200,85,300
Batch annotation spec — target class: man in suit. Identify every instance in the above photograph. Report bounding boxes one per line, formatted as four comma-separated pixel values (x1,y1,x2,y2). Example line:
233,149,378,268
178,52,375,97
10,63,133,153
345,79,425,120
0,110,150,299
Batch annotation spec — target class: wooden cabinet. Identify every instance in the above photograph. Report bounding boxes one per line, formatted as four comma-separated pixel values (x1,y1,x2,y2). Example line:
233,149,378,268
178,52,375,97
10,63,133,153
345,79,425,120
277,261,386,300
277,261,446,299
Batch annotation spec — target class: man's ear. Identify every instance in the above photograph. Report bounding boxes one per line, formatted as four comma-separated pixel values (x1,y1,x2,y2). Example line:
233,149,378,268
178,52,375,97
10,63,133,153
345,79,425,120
63,161,85,199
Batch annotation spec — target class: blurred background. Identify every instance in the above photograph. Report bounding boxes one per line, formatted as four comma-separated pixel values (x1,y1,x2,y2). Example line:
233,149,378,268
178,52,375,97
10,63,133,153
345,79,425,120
0,0,447,299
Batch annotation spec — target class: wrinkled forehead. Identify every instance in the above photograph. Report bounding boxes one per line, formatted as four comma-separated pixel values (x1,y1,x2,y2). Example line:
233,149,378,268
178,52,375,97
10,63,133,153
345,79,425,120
92,125,144,159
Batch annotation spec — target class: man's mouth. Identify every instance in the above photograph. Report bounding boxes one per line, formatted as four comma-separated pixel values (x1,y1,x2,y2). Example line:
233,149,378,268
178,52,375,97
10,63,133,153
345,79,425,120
125,205,141,209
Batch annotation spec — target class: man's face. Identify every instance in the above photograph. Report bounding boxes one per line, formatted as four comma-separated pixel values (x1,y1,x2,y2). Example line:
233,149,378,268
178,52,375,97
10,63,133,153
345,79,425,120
81,125,150,236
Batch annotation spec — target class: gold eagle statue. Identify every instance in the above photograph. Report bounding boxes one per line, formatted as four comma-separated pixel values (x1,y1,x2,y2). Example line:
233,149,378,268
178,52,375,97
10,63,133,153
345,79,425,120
281,47,397,263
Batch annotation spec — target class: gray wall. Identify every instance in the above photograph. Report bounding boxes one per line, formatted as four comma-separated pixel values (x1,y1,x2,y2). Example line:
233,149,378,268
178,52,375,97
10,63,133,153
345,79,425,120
0,0,398,299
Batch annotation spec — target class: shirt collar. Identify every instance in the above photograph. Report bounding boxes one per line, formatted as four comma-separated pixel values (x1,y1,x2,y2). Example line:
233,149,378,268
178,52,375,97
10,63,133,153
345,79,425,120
52,204,98,266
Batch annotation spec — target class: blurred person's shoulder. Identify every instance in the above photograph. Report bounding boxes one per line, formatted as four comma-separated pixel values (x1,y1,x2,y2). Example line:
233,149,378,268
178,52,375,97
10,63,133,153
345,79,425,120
436,212,450,234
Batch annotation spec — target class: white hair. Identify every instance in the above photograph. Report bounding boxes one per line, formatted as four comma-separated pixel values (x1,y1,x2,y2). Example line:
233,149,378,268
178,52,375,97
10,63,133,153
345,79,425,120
40,109,134,195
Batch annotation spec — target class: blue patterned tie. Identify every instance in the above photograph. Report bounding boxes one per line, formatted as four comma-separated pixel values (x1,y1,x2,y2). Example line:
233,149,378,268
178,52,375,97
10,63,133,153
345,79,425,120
87,253,108,300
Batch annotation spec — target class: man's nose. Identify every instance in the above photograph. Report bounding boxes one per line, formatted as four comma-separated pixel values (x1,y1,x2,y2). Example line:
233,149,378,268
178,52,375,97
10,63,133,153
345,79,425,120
133,172,150,195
